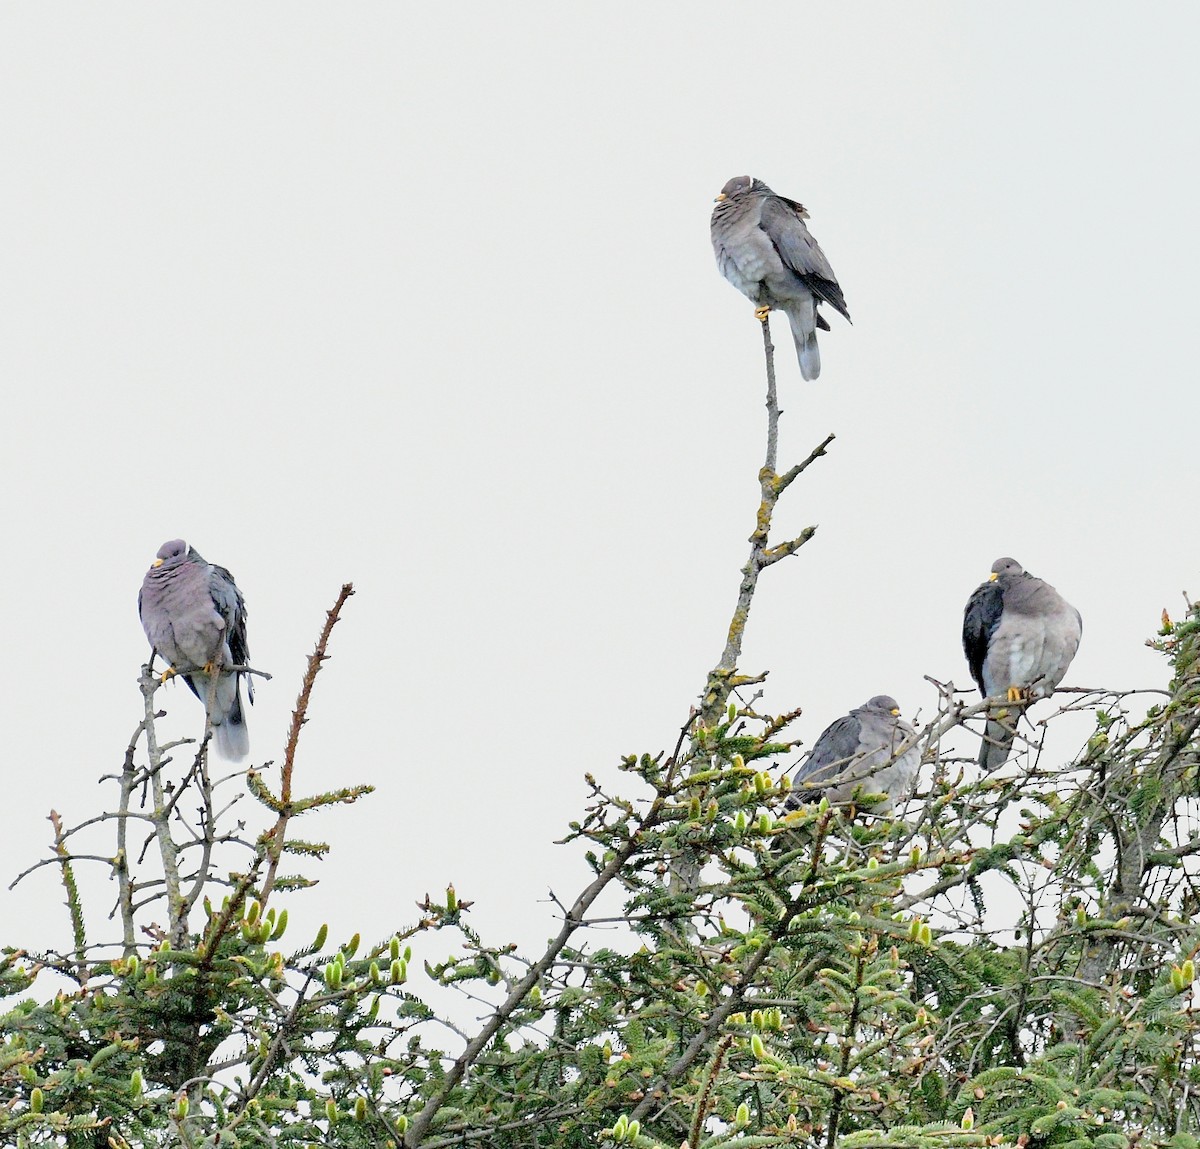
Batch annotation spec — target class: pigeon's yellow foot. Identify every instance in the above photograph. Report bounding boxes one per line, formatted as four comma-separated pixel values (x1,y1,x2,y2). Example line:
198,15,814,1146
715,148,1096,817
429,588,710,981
203,661,218,676
1006,686,1028,704
160,668,177,684
754,305,770,323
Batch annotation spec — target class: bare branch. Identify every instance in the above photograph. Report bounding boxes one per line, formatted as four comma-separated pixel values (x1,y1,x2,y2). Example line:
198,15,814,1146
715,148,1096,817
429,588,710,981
257,583,355,908
699,319,833,729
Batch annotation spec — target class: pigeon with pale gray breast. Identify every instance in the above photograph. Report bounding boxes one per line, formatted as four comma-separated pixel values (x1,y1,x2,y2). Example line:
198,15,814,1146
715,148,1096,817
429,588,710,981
139,539,254,760
711,175,850,381
789,695,918,813
962,557,1082,770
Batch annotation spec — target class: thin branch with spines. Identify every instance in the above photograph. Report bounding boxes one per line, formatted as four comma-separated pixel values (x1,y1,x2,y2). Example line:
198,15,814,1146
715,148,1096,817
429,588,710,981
258,581,355,907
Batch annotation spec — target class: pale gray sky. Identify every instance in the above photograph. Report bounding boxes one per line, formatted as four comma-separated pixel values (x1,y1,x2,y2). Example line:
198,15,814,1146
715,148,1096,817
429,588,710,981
1,4,1197,965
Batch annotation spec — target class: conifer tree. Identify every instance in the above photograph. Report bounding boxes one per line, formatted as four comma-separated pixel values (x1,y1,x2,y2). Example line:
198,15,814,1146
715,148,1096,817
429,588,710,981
2,326,1197,1149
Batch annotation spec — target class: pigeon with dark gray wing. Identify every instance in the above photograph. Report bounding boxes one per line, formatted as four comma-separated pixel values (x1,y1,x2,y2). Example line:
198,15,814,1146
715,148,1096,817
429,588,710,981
711,175,850,380
962,557,1082,770
139,539,254,760
790,695,918,812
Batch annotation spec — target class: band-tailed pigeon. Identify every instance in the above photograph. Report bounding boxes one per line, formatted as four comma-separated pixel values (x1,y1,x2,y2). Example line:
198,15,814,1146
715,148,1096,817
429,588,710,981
711,175,851,381
789,695,919,812
962,557,1083,770
138,539,254,760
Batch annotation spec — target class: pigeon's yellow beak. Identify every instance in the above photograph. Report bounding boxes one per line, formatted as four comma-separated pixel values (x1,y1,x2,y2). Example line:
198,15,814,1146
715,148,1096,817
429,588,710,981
152,558,164,568
988,572,998,582
714,192,728,203
890,708,901,717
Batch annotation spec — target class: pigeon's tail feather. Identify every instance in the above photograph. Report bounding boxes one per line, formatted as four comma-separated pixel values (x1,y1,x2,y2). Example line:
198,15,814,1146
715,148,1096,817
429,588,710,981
785,305,821,381
214,697,250,761
978,715,1014,771
199,671,250,761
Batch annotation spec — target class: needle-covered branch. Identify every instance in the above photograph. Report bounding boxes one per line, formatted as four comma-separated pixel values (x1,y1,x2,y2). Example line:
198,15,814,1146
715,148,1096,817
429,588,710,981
3,428,1199,1149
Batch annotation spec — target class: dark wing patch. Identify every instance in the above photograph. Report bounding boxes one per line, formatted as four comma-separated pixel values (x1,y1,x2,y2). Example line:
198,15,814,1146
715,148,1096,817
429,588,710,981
209,564,254,704
962,582,1005,694
776,194,810,219
758,196,852,323
793,713,863,791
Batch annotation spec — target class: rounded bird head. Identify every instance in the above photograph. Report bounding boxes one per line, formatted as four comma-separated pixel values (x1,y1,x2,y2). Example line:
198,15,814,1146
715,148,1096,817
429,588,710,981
714,175,766,203
864,695,902,716
151,539,189,570
988,557,1025,582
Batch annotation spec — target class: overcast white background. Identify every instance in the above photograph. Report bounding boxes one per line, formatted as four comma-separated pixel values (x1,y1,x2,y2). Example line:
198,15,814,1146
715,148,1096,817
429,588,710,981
1,5,1197,975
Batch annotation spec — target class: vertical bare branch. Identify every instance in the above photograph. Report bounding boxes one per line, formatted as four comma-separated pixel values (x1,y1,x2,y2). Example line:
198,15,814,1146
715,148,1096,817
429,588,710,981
116,716,143,957
140,668,187,946
164,676,223,932
699,318,834,729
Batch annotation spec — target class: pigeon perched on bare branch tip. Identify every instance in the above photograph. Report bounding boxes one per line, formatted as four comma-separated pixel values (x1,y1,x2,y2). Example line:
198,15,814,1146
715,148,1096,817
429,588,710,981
711,175,850,381
138,539,254,760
